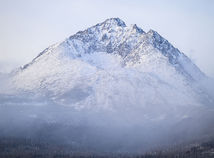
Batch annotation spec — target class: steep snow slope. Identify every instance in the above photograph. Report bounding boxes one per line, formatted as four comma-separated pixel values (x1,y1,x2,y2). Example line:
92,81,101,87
8,18,208,110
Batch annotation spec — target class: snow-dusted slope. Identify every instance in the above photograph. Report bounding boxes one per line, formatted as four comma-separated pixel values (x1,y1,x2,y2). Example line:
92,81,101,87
8,18,208,110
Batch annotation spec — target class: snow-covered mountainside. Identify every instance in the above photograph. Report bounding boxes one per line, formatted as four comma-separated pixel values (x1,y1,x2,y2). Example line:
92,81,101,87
4,18,211,110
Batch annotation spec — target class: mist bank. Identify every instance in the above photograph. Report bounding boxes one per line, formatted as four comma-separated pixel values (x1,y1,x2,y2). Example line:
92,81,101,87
0,100,214,153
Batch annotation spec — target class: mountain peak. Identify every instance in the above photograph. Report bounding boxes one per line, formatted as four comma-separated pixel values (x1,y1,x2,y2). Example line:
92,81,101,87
130,24,144,34
100,18,126,27
16,18,204,84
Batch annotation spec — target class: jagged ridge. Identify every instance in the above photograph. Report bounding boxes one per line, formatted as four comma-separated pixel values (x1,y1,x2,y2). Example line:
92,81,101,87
7,18,208,110
21,18,203,81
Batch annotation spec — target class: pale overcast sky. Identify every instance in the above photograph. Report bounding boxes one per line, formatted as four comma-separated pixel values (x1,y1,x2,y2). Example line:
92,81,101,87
0,0,214,77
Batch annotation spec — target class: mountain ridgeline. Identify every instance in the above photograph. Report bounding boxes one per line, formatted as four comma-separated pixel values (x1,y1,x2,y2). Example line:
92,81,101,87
9,18,207,106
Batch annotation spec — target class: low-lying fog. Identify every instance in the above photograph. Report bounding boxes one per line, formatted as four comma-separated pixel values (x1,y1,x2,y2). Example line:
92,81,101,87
0,73,214,154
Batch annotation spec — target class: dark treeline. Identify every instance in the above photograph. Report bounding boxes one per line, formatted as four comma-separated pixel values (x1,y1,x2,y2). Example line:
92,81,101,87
0,137,214,158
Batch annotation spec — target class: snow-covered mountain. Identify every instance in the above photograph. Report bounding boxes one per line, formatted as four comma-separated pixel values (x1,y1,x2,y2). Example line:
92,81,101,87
1,18,214,153
4,18,211,111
